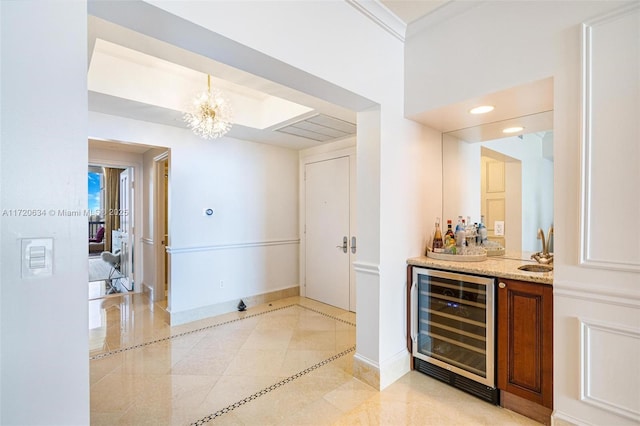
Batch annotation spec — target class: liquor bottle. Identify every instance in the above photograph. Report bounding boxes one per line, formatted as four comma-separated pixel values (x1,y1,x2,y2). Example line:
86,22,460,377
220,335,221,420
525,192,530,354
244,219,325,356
455,216,465,249
462,218,471,247
478,215,488,245
471,222,479,246
444,219,456,254
464,219,476,248
432,218,444,253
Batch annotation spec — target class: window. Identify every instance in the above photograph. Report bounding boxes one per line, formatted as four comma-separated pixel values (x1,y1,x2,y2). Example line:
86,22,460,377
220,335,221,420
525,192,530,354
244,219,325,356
88,171,103,218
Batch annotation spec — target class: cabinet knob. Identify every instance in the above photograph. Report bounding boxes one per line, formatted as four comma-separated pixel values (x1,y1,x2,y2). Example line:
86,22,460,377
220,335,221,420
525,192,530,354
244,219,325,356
498,282,506,289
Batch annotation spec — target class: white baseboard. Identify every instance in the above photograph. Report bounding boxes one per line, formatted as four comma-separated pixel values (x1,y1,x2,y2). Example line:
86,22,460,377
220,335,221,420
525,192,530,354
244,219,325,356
353,353,380,390
353,348,411,390
380,349,411,389
141,282,154,301
552,410,585,426
168,286,300,325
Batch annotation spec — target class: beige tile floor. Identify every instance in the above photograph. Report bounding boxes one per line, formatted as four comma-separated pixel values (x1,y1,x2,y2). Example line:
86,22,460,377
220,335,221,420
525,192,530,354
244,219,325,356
89,294,541,425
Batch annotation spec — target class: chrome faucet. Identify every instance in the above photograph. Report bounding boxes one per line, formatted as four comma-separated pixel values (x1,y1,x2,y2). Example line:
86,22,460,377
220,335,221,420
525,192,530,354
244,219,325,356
531,226,554,264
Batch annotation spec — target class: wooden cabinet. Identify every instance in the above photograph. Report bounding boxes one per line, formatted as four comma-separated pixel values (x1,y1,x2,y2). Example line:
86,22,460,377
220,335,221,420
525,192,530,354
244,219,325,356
497,278,553,425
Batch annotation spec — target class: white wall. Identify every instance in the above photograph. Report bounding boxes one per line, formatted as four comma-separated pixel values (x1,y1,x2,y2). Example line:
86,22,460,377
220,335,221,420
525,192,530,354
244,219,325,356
378,112,441,387
168,132,300,319
0,1,90,424
406,1,640,424
406,1,629,116
354,107,383,367
89,112,300,322
553,4,640,424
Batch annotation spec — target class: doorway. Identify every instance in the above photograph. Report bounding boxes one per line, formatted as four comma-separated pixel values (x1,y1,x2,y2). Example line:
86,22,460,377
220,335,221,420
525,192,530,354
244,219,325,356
154,152,170,308
481,147,522,251
87,163,135,299
304,154,356,311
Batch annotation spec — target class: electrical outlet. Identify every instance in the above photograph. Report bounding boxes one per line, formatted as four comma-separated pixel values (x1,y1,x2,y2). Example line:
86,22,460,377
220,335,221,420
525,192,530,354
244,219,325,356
220,280,224,288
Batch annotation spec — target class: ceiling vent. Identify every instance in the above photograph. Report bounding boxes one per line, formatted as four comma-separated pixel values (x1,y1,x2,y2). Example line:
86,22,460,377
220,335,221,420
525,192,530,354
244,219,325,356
275,113,356,142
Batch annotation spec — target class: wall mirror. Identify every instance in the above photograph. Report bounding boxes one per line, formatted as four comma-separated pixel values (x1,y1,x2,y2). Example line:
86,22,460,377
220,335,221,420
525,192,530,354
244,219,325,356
442,111,554,260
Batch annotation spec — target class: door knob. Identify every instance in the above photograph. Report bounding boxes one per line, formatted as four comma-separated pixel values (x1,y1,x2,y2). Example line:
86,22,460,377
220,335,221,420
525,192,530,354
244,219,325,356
336,236,348,253
498,282,506,289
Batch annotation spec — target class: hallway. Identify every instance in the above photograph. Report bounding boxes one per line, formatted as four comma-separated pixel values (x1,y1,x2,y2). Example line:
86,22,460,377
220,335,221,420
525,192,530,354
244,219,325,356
89,295,539,425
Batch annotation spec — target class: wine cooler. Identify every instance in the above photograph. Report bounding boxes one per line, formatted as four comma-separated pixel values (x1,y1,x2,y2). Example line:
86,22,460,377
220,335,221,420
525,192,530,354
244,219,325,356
410,267,498,403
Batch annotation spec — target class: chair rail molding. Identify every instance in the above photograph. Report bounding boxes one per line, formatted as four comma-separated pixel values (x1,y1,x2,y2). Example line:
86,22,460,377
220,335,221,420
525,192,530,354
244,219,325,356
353,261,380,276
167,238,299,255
554,278,640,309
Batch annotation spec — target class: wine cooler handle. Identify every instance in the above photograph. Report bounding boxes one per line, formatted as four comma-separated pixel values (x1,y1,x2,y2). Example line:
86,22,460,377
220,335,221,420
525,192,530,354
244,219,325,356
498,282,506,289
410,280,418,348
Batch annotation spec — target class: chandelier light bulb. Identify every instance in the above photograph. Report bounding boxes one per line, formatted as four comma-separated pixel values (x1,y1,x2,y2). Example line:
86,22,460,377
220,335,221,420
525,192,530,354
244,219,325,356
184,75,233,140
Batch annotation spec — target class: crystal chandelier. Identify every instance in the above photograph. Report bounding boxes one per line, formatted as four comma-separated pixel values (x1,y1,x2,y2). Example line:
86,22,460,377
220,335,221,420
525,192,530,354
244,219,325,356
183,75,233,139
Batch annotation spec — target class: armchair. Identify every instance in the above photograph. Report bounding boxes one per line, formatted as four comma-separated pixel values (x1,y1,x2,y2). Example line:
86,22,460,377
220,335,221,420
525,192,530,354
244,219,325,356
89,226,105,254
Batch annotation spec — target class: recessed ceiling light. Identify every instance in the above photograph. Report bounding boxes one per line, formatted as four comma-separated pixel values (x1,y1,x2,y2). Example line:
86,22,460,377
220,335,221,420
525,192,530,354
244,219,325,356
469,105,495,114
503,126,524,134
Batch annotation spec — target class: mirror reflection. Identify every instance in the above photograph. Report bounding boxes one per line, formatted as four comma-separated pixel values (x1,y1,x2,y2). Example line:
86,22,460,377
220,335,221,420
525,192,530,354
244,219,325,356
442,111,554,259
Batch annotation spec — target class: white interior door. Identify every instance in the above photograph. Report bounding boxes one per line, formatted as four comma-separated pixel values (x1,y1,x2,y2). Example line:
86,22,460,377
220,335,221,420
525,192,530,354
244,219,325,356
481,155,506,248
305,157,350,310
155,156,169,303
119,169,133,287
481,150,522,250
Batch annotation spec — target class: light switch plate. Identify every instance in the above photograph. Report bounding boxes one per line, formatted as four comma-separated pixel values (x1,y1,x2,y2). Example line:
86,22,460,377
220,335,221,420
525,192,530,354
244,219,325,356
21,238,53,278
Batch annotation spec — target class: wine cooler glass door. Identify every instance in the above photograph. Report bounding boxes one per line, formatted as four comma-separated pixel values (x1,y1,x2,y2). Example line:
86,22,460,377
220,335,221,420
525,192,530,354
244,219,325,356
412,267,495,387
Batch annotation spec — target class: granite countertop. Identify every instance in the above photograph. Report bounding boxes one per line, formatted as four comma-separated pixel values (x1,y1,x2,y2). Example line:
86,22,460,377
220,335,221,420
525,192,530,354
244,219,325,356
407,255,553,285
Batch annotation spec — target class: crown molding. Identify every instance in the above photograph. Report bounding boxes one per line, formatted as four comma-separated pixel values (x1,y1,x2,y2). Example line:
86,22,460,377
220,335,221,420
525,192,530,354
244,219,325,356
345,0,406,42
406,1,485,39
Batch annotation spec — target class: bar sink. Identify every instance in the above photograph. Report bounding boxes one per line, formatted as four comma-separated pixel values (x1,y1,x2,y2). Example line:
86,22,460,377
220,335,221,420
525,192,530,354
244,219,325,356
518,264,553,272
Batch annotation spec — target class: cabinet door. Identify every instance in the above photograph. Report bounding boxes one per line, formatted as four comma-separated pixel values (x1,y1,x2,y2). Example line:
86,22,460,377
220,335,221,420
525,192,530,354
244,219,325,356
497,279,553,408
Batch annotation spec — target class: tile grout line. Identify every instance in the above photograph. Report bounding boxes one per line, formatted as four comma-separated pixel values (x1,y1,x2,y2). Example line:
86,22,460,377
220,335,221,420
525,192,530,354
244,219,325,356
191,345,357,425
89,304,297,360
90,303,355,361
295,304,356,327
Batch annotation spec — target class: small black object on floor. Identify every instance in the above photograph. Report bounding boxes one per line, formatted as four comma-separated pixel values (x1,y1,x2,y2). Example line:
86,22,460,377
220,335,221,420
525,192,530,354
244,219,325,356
237,300,247,311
